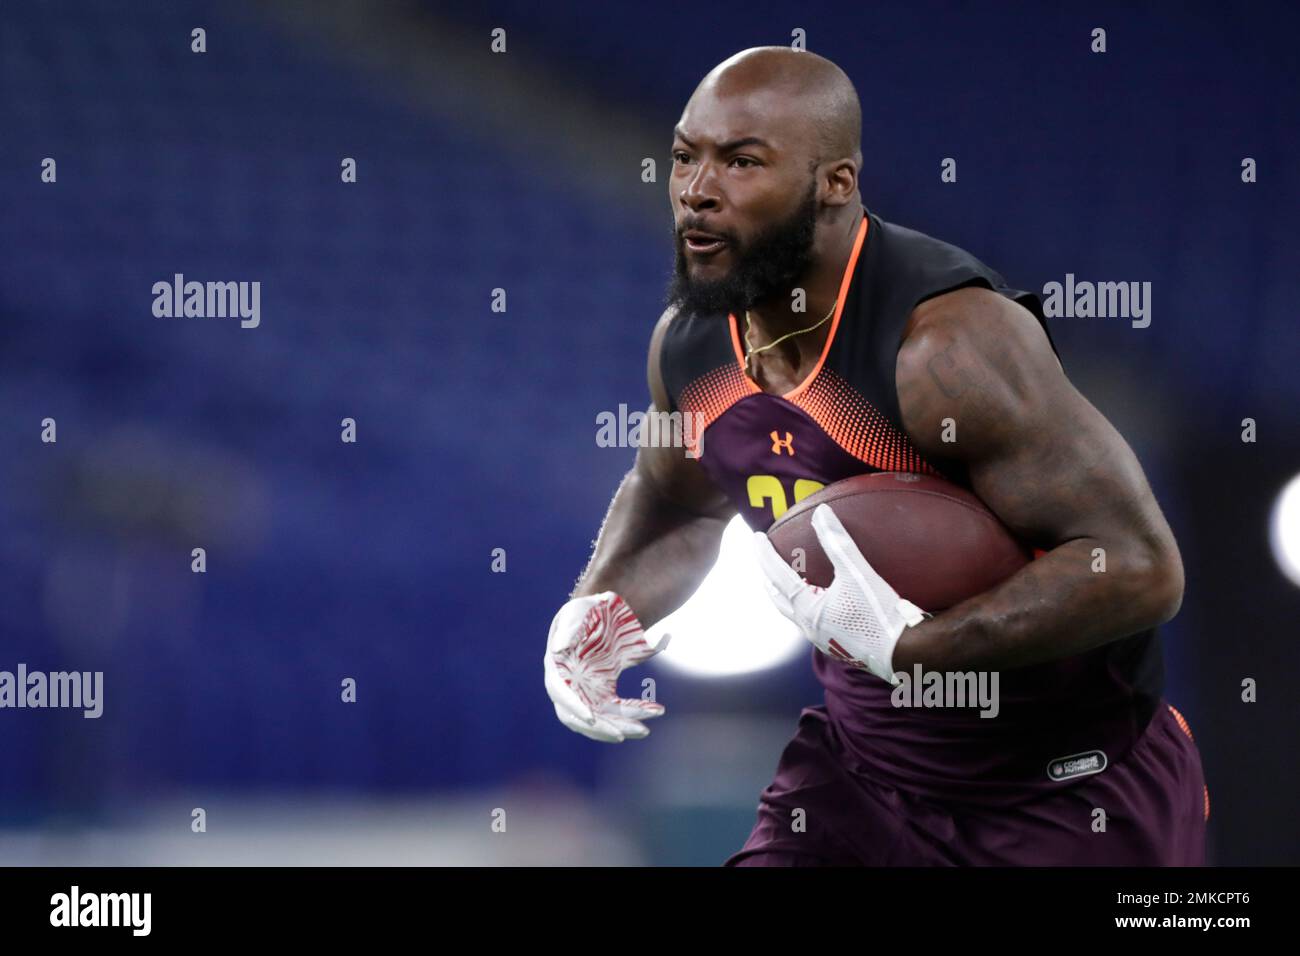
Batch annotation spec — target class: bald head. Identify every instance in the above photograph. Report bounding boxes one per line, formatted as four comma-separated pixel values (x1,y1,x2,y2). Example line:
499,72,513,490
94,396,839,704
667,48,865,319
694,47,862,172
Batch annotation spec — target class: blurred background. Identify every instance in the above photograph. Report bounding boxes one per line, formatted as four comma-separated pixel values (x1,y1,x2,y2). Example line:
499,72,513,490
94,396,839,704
0,0,1297,865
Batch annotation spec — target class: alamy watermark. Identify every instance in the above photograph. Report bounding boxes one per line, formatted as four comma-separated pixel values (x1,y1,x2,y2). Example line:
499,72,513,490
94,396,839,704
0,664,103,718
596,404,705,458
1042,274,1151,328
152,273,260,328
891,664,999,718
50,886,150,936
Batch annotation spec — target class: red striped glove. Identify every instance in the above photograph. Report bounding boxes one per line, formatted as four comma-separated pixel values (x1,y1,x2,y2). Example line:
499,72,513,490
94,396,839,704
544,592,670,743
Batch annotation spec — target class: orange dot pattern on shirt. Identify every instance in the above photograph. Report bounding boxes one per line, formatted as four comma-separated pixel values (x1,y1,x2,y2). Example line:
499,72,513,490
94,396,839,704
677,363,939,475
676,364,760,454
789,368,940,474
1167,703,1210,822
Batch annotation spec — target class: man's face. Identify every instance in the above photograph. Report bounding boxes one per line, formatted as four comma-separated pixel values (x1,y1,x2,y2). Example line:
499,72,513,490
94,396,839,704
664,98,820,318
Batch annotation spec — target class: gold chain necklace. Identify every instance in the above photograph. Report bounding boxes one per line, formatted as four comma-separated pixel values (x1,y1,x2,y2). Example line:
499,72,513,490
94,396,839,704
743,300,837,372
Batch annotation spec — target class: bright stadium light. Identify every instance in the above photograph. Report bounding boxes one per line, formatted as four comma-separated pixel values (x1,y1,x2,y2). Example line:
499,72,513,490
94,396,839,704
1269,472,1300,588
649,515,806,678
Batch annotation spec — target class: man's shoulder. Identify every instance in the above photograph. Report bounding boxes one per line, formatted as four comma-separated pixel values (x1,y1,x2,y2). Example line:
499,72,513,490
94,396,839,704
867,210,1052,354
870,211,1003,283
653,303,731,357
649,303,679,352
651,304,740,412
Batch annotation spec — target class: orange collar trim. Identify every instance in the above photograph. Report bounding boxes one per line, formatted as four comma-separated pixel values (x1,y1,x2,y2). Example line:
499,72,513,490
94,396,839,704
727,212,869,400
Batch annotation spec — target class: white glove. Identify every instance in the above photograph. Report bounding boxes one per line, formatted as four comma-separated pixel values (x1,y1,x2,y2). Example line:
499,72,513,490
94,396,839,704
544,592,670,743
753,504,927,684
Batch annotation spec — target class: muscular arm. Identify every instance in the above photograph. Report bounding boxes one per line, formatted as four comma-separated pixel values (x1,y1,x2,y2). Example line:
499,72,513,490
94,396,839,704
572,308,736,629
890,286,1183,673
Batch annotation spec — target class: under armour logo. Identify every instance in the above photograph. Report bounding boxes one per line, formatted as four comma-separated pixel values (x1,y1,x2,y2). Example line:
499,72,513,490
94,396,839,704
770,430,794,455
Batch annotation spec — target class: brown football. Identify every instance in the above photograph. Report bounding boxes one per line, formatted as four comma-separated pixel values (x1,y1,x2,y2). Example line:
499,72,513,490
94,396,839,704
765,472,1032,612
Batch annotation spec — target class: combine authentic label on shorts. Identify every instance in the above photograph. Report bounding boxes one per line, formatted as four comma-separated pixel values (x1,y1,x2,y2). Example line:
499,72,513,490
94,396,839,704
1047,749,1108,781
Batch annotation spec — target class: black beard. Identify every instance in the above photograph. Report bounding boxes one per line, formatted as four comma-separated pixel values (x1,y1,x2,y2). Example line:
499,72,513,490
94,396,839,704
664,181,819,319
